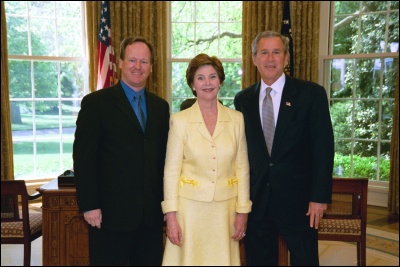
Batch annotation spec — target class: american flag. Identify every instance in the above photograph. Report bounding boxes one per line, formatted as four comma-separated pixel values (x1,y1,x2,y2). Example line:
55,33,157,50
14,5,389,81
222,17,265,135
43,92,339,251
97,1,117,90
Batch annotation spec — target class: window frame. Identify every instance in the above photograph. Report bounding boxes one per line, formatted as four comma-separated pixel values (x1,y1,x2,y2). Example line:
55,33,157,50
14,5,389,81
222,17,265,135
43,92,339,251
319,1,398,195
167,1,243,114
6,1,89,182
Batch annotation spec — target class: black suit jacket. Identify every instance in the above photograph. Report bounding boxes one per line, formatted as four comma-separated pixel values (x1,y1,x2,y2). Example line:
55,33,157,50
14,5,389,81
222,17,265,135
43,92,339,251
73,82,170,232
234,75,334,228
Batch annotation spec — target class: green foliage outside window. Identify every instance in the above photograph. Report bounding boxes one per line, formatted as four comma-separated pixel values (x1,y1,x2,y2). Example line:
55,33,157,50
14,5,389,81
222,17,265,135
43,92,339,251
330,1,398,181
6,1,86,179
334,153,390,181
170,1,242,113
5,1,398,181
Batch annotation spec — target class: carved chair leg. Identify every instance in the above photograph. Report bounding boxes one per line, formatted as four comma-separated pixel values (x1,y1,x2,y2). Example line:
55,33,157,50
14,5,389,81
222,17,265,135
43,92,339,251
23,241,31,266
278,233,289,266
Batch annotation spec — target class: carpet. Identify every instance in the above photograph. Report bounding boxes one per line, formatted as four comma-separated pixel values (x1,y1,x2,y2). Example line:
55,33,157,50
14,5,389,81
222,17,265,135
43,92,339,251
366,228,399,257
318,228,399,266
2,231,399,266
3,208,398,266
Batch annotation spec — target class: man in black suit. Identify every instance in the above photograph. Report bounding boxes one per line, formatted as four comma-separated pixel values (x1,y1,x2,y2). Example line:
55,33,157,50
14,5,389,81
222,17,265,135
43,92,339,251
234,31,334,266
73,36,170,266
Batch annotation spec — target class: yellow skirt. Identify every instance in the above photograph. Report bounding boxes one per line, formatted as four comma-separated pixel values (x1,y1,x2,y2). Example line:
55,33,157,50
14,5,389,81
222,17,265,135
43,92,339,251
162,197,240,266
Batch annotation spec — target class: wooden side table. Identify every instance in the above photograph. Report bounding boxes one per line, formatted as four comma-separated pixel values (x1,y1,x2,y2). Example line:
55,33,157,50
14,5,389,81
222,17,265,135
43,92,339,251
38,179,89,266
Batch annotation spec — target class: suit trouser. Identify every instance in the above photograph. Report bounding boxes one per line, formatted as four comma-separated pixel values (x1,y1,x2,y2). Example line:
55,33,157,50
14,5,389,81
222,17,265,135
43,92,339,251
244,202,319,266
88,218,164,266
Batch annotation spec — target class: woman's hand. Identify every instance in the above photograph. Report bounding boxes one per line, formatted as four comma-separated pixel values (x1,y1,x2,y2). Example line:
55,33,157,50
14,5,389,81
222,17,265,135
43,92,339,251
165,212,183,247
232,213,248,241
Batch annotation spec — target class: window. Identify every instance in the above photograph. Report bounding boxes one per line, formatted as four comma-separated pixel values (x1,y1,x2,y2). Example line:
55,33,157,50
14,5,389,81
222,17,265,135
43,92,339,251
5,1,88,180
169,1,242,113
321,1,398,183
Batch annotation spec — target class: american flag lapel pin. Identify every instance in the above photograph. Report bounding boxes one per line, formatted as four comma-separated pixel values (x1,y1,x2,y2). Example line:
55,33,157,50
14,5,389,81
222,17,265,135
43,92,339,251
286,102,291,106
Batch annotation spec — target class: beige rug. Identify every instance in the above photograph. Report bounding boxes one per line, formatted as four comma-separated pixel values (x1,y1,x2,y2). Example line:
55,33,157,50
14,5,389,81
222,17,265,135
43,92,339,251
318,228,399,266
1,227,398,266
366,228,399,257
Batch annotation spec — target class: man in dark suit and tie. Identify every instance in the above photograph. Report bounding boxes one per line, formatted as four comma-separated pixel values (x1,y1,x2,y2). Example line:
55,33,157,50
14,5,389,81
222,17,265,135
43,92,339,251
234,31,334,266
73,36,170,266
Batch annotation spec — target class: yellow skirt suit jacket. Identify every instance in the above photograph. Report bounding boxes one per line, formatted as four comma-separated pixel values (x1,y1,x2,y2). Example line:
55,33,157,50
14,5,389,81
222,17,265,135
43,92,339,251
161,101,252,214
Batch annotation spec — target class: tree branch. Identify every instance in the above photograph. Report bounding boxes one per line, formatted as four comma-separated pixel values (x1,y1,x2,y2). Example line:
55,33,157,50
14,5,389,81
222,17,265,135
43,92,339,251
195,32,242,45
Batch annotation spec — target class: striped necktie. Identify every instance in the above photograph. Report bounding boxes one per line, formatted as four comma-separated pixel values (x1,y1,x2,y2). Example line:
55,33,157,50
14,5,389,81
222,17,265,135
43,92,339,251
134,95,146,131
262,87,275,156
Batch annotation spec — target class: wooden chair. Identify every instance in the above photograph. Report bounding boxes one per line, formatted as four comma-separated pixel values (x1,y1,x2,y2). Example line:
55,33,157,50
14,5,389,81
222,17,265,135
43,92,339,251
180,98,197,111
180,98,223,111
1,180,43,266
318,177,368,266
278,177,369,266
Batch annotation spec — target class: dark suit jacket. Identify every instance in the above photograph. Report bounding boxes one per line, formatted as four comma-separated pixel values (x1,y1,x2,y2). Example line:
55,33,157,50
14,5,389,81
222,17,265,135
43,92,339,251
234,75,334,228
73,82,170,232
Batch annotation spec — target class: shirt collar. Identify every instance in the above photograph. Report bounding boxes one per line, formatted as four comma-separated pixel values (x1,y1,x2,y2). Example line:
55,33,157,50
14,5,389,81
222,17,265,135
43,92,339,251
120,79,145,100
260,73,286,96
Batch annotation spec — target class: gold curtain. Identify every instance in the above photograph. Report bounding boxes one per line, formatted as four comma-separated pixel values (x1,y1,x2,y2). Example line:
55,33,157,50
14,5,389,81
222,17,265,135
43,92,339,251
242,1,320,88
85,1,168,99
388,68,399,215
1,1,14,181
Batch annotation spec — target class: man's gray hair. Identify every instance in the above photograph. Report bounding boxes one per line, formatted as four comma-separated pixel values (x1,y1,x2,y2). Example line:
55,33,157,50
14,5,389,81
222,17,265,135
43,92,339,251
251,31,290,56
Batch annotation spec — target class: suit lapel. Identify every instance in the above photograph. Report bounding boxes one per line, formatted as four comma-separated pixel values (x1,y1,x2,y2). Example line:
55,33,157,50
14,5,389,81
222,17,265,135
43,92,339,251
144,92,154,132
144,91,165,133
245,83,269,156
272,77,297,155
212,103,229,139
189,102,229,143
187,102,212,142
111,83,143,132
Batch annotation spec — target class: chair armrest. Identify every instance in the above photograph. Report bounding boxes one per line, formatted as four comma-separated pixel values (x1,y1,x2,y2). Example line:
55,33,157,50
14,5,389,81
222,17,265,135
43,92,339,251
28,191,42,201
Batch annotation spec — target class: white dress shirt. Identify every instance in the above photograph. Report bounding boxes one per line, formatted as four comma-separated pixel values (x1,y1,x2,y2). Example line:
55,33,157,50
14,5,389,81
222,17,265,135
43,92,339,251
259,73,286,127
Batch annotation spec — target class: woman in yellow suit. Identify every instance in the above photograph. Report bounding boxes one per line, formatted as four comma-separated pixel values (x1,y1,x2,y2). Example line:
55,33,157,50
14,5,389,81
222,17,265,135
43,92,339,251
161,53,252,266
